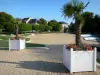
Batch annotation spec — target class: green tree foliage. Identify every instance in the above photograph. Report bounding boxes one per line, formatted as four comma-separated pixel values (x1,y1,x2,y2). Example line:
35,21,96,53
19,23,32,32
81,12,94,33
68,22,76,33
45,25,52,31
81,13,100,34
56,24,62,31
58,21,66,24
0,12,15,32
6,23,16,33
15,18,22,24
33,24,39,32
93,15,100,33
39,18,47,25
39,24,45,32
48,20,62,31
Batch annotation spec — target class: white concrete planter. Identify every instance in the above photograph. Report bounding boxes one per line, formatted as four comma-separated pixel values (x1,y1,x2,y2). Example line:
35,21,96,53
63,45,97,73
9,39,25,51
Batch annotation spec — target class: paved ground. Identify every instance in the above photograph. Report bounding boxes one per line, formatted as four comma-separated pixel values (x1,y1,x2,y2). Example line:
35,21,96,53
0,45,100,75
0,33,100,75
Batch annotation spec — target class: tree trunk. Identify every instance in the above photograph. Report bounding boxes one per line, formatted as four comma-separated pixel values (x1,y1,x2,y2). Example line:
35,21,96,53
15,24,19,40
75,20,81,47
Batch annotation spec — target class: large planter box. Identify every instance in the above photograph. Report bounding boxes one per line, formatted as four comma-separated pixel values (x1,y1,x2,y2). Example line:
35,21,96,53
63,45,97,73
9,39,25,50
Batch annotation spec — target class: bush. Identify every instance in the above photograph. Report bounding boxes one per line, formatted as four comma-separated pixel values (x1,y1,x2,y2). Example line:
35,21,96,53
45,25,52,31
39,24,45,32
48,20,62,32
56,24,62,31
19,23,32,33
33,24,39,32
7,23,16,33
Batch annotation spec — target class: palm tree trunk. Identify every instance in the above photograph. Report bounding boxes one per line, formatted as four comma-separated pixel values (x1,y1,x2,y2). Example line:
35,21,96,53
75,20,81,47
15,24,19,40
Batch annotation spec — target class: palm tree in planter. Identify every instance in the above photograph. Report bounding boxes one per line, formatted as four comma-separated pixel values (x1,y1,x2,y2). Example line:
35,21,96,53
9,20,25,51
62,0,97,73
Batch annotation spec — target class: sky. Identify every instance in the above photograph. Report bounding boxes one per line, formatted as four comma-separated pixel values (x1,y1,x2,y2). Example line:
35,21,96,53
0,0,100,24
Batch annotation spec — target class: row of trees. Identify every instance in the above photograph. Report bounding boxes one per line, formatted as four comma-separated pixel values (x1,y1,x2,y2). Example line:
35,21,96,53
33,19,62,33
0,12,62,34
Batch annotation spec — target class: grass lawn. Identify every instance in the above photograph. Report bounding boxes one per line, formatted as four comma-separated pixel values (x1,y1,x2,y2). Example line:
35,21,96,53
0,34,45,48
0,34,30,41
0,40,45,48
0,40,8,47
0,35,10,40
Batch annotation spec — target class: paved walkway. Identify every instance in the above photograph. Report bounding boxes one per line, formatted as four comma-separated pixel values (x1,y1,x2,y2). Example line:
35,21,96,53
0,45,100,75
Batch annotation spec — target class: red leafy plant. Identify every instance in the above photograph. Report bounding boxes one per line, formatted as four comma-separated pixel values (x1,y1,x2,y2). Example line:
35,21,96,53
10,37,24,40
66,44,93,51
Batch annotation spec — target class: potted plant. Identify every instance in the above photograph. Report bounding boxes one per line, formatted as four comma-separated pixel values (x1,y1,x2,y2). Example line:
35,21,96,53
9,21,25,51
62,0,97,73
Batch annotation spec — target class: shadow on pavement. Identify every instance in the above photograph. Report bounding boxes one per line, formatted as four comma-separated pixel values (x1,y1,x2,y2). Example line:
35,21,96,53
0,60,69,73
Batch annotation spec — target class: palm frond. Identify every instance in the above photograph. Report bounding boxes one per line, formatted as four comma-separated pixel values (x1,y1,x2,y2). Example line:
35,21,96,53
83,2,90,9
72,0,79,7
62,3,74,18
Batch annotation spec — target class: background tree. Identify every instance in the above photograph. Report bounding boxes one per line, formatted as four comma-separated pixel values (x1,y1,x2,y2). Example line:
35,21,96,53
39,18,47,25
6,22,16,34
93,15,100,33
56,23,62,31
39,18,48,32
48,20,61,31
58,21,66,24
45,25,52,32
33,24,39,32
0,12,15,33
68,22,76,33
82,12,94,33
39,24,45,33
15,18,22,24
82,14,100,34
62,0,89,47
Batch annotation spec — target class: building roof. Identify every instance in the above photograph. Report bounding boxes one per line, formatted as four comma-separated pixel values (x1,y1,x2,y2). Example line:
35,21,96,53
22,17,39,24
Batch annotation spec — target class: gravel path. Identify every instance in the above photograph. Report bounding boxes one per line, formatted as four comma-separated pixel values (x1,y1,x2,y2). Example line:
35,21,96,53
0,45,100,75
